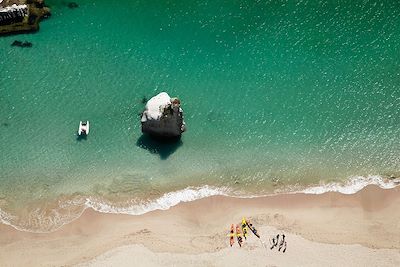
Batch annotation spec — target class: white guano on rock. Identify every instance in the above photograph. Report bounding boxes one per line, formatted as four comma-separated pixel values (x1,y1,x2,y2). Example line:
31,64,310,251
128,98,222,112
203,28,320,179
141,92,186,138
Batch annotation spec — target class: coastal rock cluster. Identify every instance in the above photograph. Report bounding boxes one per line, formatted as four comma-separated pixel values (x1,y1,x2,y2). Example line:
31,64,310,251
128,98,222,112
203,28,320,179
0,0,50,35
0,3,28,25
141,92,186,139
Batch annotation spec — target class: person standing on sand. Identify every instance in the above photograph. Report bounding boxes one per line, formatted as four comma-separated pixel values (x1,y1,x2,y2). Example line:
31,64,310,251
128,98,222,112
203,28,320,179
270,235,279,250
275,234,280,247
270,237,276,250
270,234,283,250
282,241,287,253
278,234,285,251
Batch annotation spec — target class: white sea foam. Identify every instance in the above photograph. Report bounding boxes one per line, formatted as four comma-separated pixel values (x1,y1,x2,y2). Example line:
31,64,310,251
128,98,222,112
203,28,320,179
0,208,15,227
0,186,229,233
301,175,399,194
85,185,230,215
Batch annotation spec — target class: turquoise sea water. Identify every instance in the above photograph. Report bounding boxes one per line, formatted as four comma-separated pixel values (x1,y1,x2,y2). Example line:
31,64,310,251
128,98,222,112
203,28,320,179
0,0,399,231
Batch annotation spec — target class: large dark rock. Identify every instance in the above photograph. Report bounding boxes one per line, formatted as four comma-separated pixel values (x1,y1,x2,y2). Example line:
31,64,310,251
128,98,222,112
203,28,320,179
141,92,186,139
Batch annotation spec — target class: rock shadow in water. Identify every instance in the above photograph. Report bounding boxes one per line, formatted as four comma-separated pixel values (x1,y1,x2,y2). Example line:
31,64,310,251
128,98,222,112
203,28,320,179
136,134,182,160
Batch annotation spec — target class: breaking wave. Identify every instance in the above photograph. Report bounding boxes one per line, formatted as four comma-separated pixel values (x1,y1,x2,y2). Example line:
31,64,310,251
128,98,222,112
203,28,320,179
0,186,230,233
85,185,230,215
301,175,399,194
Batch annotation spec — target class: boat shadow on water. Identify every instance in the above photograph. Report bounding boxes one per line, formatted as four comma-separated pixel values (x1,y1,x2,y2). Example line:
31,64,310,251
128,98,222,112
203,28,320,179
136,134,182,160
76,134,87,141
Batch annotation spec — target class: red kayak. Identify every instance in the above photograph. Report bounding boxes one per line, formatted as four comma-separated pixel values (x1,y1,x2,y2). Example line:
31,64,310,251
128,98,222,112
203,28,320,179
236,225,243,247
229,224,235,247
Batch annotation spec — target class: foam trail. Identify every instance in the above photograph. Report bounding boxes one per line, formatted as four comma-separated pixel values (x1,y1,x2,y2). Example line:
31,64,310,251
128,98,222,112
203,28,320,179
0,208,15,227
302,175,399,195
86,185,230,215
0,186,229,233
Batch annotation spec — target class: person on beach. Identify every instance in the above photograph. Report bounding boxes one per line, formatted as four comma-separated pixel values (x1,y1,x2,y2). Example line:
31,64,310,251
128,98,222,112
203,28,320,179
278,234,286,251
282,241,287,253
270,234,280,250
270,238,276,250
270,236,277,249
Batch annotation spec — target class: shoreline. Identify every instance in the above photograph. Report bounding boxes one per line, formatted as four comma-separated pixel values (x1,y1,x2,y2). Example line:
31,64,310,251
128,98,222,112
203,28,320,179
0,175,398,234
0,185,399,266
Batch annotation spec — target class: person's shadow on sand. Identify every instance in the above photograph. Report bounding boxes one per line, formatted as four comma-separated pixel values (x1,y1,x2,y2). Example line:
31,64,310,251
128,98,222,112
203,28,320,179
136,135,182,160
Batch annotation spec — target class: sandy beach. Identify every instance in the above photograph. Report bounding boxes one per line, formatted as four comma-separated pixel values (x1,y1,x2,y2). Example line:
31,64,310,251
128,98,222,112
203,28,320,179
0,185,399,266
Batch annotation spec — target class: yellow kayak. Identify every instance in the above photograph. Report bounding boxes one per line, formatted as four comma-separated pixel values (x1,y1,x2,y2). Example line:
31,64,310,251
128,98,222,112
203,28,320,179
241,218,249,240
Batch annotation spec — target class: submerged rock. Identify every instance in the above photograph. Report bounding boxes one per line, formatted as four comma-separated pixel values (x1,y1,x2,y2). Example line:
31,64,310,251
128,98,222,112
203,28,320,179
141,92,186,139
67,2,78,9
11,40,32,47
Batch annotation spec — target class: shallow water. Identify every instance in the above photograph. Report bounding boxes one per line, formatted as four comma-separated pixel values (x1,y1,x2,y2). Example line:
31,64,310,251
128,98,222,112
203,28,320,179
0,0,399,231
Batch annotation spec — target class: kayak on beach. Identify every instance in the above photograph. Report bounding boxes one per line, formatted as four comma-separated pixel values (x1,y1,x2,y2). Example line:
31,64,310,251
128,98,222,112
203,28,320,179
236,225,243,247
246,220,260,238
229,224,235,247
241,218,249,240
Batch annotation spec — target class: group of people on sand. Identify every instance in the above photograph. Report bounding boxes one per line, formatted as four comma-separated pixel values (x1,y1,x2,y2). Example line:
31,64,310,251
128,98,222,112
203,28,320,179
270,234,287,253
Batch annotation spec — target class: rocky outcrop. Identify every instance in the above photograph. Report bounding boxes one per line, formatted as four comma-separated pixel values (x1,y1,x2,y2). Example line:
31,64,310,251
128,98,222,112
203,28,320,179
0,0,50,35
0,4,28,25
141,92,186,139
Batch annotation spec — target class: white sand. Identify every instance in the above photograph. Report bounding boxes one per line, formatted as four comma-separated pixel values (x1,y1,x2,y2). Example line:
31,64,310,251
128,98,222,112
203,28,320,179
81,226,400,267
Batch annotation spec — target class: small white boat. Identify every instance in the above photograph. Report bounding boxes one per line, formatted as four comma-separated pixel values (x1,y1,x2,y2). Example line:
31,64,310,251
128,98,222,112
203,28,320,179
78,121,89,136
